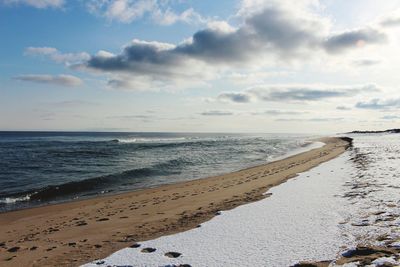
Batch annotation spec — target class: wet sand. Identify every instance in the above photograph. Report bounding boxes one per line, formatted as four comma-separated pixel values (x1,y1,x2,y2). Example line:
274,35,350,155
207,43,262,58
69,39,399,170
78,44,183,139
0,137,350,267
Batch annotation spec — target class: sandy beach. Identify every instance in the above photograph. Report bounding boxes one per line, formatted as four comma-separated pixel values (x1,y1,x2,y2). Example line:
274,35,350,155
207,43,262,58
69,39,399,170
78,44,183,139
0,137,350,266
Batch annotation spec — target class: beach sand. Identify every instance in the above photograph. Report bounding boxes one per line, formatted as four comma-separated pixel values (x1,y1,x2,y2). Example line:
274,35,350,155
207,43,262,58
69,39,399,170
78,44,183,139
0,137,350,267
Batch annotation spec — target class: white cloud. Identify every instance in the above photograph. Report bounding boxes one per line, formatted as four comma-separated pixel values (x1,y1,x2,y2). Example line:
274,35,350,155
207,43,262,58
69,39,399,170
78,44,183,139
25,46,90,65
97,0,155,23
152,7,205,26
352,59,381,66
22,0,397,95
276,117,344,122
226,71,291,85
3,0,64,8
380,10,400,27
200,110,234,116
14,74,83,87
251,109,307,116
336,105,352,111
78,1,388,91
87,0,205,25
206,20,236,33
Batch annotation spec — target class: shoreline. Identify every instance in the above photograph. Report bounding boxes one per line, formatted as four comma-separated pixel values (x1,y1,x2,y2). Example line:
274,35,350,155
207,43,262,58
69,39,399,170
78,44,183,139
0,139,324,214
0,137,351,266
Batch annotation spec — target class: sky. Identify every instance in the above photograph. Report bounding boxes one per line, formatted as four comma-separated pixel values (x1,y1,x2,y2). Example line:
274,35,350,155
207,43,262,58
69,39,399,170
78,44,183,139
2,0,400,133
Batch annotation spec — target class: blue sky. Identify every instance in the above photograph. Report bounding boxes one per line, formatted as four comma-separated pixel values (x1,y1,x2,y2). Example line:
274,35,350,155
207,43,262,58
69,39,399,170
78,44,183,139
2,0,400,133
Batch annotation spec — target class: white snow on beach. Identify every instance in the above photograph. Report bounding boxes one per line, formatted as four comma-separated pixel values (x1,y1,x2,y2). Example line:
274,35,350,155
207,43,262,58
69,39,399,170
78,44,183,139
83,134,400,267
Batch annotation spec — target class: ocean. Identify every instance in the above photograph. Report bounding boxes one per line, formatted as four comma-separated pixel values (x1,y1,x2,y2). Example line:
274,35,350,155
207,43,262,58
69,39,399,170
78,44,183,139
0,131,314,212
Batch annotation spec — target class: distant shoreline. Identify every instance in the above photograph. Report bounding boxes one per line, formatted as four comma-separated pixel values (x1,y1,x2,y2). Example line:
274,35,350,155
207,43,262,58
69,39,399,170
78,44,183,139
347,128,400,134
0,137,351,266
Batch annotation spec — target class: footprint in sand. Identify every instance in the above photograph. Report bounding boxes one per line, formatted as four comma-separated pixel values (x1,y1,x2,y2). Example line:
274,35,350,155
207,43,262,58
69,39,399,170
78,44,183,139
96,218,109,222
141,247,156,253
7,246,20,253
165,251,182,258
5,256,16,261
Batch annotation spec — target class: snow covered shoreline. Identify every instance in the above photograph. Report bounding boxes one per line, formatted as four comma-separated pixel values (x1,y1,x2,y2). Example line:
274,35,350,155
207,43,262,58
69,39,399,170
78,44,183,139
84,134,400,266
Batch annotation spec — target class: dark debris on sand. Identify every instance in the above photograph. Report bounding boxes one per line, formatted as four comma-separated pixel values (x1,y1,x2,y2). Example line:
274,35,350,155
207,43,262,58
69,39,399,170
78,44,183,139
291,261,330,267
336,245,400,265
293,245,400,267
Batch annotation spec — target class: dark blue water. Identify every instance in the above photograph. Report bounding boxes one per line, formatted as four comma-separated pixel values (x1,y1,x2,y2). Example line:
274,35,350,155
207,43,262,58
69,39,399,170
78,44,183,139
0,131,313,212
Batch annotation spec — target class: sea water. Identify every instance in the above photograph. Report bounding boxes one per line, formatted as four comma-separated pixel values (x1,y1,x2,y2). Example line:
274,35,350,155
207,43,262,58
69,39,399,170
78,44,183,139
0,131,314,212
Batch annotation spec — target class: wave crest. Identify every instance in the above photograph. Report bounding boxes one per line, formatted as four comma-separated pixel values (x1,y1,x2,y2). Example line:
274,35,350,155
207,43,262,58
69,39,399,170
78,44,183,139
0,157,192,205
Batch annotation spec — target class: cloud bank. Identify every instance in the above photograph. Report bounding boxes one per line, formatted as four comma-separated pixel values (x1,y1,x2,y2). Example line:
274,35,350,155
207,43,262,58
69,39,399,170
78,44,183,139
79,1,387,90
217,84,379,103
356,98,400,110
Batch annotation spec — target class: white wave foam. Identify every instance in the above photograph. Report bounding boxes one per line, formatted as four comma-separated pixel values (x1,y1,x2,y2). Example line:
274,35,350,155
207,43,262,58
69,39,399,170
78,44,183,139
0,194,31,204
115,137,188,143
